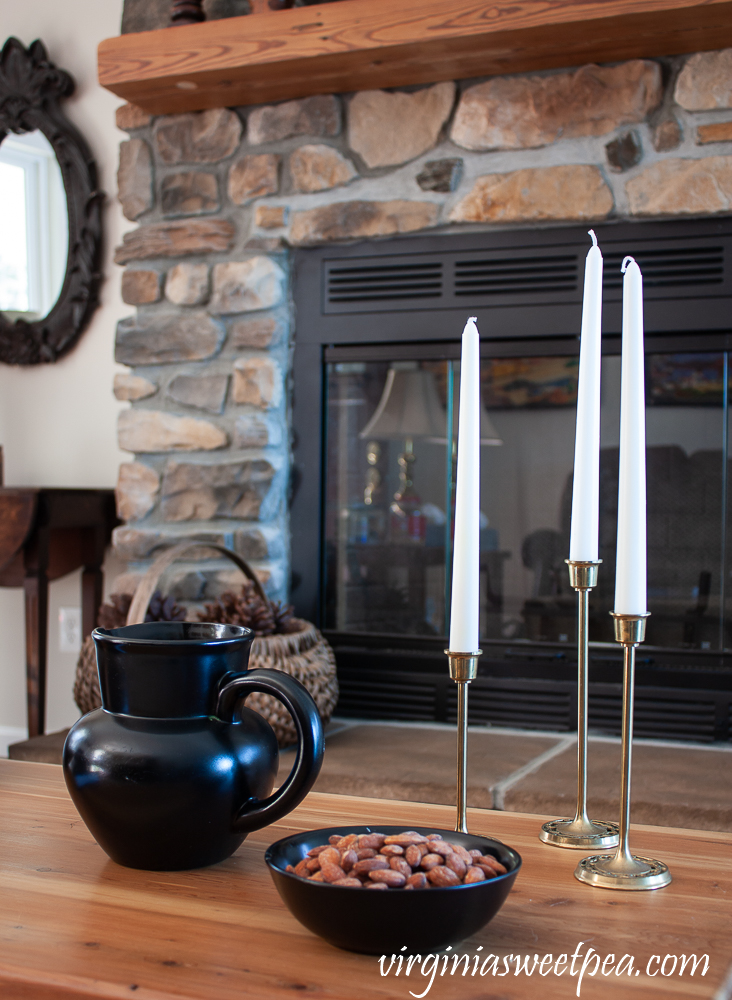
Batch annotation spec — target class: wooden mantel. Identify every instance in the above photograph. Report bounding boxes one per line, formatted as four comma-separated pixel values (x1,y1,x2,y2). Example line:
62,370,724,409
98,0,732,115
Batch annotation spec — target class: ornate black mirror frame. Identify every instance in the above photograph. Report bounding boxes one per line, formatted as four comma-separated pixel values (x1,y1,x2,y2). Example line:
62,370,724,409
0,37,103,364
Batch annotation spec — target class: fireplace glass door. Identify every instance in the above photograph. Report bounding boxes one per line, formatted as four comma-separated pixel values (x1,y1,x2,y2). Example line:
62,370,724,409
323,348,731,651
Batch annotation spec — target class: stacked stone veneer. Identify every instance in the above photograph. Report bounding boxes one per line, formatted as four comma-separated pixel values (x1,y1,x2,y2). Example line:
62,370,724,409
112,49,732,605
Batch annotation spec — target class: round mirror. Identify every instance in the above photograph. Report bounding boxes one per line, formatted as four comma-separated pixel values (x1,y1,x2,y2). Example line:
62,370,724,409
0,37,102,365
0,129,69,321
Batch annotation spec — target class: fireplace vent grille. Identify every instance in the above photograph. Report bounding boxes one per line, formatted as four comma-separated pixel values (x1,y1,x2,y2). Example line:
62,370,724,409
332,665,731,742
603,246,725,290
322,234,730,315
454,254,578,297
325,259,443,307
336,675,437,721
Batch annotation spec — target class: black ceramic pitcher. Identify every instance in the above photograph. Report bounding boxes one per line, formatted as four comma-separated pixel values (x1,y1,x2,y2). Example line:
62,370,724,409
63,621,324,871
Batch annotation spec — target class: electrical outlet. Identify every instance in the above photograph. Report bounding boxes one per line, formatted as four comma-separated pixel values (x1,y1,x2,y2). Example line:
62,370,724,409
59,607,82,653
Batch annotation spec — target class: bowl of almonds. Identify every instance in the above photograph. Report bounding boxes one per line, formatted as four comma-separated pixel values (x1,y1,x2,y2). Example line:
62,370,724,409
265,826,521,954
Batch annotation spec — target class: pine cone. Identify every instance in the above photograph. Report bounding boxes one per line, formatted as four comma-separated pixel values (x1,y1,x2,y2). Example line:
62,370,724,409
199,581,294,636
146,592,187,623
97,590,186,629
271,600,299,634
97,593,132,629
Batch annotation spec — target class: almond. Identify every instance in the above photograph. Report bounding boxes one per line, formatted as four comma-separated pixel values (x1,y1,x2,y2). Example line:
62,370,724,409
445,853,467,879
355,848,376,860
358,833,386,850
464,866,487,884
294,858,311,876
354,857,389,875
383,832,427,846
420,853,443,871
340,849,358,873
389,857,412,878
369,869,407,887
405,845,423,867
426,840,453,858
336,834,359,850
474,863,497,879
447,843,473,864
307,844,329,857
333,877,362,887
427,865,461,887
366,882,388,889
379,844,404,857
320,861,347,883
319,847,342,868
475,854,507,875
407,872,428,889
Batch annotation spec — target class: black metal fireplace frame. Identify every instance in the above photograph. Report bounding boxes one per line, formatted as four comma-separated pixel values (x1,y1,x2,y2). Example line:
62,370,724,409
291,217,732,741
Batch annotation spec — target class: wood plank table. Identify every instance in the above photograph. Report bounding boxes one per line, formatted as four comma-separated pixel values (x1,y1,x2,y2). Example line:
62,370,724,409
1,759,730,1000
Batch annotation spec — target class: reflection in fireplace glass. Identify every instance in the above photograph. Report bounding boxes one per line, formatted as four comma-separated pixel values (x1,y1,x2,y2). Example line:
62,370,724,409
323,351,730,651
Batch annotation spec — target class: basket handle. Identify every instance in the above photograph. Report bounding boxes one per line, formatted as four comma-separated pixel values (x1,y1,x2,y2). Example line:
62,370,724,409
126,541,268,626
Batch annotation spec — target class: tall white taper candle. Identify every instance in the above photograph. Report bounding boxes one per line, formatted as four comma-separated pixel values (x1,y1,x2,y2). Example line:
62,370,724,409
569,230,603,562
614,257,647,615
449,317,481,652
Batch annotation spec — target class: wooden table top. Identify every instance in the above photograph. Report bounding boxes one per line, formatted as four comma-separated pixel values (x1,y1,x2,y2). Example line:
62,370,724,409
0,759,730,1000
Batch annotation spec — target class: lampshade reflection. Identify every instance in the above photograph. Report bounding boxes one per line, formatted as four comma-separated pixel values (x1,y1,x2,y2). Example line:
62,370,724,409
359,366,446,441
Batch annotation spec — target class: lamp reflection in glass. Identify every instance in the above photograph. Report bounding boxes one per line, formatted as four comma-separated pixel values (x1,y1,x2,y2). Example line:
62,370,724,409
359,363,446,543
427,394,503,447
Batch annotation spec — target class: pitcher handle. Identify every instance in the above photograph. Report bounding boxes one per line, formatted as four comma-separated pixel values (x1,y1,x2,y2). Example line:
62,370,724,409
216,668,324,834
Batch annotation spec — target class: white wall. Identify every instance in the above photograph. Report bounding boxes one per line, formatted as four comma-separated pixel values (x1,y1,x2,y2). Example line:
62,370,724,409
0,0,128,750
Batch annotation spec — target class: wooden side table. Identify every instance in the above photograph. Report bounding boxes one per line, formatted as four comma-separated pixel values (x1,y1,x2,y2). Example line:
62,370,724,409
0,488,117,738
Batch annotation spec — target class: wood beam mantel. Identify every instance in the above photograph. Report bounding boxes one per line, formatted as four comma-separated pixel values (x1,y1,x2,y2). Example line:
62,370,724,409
98,0,732,115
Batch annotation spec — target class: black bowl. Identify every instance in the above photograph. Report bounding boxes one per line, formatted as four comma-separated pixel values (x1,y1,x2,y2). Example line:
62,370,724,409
265,825,521,954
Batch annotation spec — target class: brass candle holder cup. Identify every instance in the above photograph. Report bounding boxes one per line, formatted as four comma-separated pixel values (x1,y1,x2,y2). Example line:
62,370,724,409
540,560,619,850
574,612,672,890
445,649,482,834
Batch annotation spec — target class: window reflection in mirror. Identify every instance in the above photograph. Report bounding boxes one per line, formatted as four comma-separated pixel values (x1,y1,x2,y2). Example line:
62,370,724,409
0,129,68,320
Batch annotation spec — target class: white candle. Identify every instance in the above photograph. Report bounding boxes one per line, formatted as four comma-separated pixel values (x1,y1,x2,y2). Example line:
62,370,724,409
449,316,481,652
614,257,647,615
569,230,603,562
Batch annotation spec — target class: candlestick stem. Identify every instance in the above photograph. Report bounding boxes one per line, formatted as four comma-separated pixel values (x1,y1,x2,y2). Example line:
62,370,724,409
574,612,671,889
540,561,619,849
446,650,481,834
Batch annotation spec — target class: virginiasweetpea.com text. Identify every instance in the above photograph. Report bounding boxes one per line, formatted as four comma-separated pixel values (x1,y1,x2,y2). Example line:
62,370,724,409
379,941,709,997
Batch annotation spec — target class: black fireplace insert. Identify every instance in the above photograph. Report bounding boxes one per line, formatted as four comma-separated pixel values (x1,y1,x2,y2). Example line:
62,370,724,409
291,218,732,742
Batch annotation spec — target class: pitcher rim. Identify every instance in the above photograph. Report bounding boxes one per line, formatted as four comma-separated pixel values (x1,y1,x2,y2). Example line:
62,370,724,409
93,622,254,646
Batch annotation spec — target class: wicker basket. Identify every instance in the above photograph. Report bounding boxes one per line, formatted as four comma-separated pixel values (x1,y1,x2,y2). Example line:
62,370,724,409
73,542,338,748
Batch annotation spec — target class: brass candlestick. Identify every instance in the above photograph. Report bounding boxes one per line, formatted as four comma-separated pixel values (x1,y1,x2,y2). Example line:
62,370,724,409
446,649,481,834
575,612,671,890
540,560,619,849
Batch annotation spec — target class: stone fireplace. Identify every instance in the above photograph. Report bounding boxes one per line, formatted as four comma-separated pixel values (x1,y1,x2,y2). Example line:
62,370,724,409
111,44,732,626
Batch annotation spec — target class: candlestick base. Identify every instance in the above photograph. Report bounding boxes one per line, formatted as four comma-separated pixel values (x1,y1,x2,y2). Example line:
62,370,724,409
574,853,671,890
540,817,619,850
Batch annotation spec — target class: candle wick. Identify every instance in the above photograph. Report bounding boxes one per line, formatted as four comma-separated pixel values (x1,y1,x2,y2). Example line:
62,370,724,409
468,316,477,322
621,256,635,273
588,229,598,247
